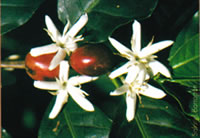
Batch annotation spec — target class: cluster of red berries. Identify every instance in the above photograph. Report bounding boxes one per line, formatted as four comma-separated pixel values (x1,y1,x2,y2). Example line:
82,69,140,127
25,44,115,80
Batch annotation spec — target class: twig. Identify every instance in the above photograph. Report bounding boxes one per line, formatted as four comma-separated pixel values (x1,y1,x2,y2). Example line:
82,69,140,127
1,61,25,69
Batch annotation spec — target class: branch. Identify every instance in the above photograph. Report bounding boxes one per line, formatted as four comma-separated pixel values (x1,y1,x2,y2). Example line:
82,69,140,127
1,61,25,69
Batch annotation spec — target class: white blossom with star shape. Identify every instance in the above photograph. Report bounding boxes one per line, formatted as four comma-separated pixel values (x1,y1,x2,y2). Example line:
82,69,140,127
108,20,174,122
33,61,98,119
110,71,166,122
30,14,88,70
108,20,173,80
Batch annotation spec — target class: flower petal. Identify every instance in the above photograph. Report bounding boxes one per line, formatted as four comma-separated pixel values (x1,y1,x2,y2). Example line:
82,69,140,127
69,75,98,86
66,13,88,38
131,20,141,53
145,73,150,80
148,60,171,78
65,42,78,53
30,44,59,57
135,67,147,85
62,21,70,36
59,61,70,82
126,91,137,122
108,37,133,57
125,65,140,84
109,61,131,79
49,89,69,119
110,84,129,96
139,83,166,99
68,86,94,111
45,15,61,42
48,48,66,70
33,81,59,90
140,40,174,58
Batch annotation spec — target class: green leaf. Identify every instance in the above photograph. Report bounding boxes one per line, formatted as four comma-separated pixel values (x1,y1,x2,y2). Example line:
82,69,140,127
57,0,158,42
88,75,122,119
168,12,199,88
110,96,194,137
187,92,200,121
38,97,112,138
92,75,116,94
1,0,45,35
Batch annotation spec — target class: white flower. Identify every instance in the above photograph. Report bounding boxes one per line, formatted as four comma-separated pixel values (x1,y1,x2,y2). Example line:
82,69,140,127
110,74,166,122
108,20,174,122
108,20,173,80
30,14,88,70
33,61,98,119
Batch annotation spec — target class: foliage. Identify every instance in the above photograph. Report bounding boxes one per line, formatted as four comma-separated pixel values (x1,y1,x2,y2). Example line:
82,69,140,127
1,0,199,137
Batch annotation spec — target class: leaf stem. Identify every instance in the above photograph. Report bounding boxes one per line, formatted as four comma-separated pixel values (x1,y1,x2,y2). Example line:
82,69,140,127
63,110,77,138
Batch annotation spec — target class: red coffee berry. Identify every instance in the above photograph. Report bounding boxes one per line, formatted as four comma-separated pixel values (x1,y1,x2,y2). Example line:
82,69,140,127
25,53,59,80
70,44,115,76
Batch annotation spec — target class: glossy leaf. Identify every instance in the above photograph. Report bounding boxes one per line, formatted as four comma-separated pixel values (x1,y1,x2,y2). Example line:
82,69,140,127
188,92,200,121
57,0,158,42
88,75,122,119
1,0,45,34
110,96,194,137
92,75,116,94
38,97,112,138
168,12,199,88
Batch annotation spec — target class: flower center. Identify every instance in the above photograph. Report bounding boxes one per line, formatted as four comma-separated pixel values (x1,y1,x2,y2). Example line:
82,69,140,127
57,42,65,48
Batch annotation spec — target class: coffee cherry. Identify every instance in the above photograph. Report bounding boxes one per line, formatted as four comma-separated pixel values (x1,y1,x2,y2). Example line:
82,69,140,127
25,53,59,80
70,44,115,76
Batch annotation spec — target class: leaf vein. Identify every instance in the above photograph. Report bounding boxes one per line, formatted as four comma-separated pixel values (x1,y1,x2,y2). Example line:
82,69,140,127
144,121,191,136
172,55,199,69
169,34,198,61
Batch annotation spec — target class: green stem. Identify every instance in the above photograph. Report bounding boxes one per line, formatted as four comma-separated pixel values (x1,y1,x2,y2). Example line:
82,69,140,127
63,110,77,138
111,78,121,88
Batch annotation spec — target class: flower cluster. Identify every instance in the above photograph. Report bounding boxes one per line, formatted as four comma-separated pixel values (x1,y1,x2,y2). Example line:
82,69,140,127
108,20,173,121
28,14,98,119
27,13,173,121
